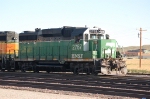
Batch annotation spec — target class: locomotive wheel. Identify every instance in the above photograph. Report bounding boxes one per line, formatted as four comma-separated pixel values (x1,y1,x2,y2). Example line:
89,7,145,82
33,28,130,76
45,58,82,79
93,72,98,76
19,62,28,73
46,70,50,73
35,67,39,73
33,63,39,73
73,68,79,75
87,73,90,75
86,68,90,75
21,69,26,72
1,69,5,72
21,68,26,72
92,69,98,76
21,63,26,72
12,69,15,72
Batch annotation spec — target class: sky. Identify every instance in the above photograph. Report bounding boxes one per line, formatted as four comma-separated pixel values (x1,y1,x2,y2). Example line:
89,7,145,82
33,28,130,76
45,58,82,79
0,0,150,47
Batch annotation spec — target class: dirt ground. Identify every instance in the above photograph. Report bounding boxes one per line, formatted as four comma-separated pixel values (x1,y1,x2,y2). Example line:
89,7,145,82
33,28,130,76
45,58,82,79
0,88,99,99
0,86,136,99
125,59,150,70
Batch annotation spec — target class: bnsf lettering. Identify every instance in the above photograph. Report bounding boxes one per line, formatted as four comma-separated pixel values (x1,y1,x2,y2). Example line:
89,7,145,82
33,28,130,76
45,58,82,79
72,54,83,58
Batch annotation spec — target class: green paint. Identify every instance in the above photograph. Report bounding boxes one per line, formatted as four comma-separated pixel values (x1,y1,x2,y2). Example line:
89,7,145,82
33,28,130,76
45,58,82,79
18,38,117,61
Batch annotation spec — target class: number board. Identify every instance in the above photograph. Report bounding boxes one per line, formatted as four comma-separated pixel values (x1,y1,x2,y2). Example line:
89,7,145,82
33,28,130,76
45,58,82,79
72,44,82,50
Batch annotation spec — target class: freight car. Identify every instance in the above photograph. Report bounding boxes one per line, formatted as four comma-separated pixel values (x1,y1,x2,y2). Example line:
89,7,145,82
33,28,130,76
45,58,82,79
0,26,127,75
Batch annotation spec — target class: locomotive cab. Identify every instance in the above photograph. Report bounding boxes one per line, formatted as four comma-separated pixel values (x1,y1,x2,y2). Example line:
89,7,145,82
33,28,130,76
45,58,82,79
87,27,117,59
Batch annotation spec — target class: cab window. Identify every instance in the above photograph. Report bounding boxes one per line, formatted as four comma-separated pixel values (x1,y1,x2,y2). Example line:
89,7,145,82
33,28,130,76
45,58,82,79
84,34,88,42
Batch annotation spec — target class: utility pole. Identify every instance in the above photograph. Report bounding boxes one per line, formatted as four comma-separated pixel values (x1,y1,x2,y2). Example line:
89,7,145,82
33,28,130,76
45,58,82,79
138,28,147,68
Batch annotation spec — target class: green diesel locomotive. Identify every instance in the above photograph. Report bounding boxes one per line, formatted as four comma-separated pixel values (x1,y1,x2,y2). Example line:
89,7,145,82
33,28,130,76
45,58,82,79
0,26,127,75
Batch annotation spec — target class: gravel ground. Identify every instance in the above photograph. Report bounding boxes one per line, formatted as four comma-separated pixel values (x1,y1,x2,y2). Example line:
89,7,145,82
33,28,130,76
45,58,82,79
0,88,98,99
0,86,137,99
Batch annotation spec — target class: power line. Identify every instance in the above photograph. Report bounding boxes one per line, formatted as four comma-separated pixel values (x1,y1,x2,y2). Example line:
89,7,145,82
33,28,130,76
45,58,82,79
143,38,150,40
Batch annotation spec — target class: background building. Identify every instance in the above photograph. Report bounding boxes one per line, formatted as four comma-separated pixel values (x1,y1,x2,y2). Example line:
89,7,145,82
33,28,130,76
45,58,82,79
124,49,150,59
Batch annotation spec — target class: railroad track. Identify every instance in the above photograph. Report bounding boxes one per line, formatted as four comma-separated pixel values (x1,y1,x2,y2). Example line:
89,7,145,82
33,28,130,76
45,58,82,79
0,72,150,99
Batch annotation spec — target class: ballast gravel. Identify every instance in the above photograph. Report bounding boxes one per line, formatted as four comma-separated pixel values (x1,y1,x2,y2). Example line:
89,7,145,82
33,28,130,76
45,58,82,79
0,86,137,99
0,88,96,99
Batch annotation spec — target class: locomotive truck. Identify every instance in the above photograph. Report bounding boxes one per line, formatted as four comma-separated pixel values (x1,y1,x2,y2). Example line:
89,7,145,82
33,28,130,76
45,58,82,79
0,26,127,75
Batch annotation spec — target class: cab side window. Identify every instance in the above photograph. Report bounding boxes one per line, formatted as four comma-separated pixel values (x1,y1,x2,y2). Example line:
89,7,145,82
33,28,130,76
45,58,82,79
85,34,88,42
75,36,80,43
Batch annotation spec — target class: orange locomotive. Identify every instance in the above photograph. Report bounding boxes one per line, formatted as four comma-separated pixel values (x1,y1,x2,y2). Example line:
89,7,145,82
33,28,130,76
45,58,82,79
0,31,19,71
